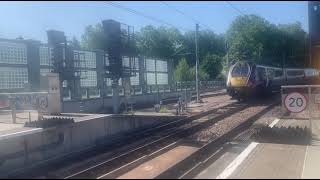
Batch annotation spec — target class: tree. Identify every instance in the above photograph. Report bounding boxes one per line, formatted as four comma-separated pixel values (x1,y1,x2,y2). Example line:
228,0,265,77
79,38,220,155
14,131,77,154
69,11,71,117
227,15,272,62
81,23,107,50
136,25,183,59
174,58,210,82
71,36,81,49
190,66,210,81
182,30,225,66
277,22,308,67
80,22,225,70
174,58,192,81
226,15,307,68
200,54,223,79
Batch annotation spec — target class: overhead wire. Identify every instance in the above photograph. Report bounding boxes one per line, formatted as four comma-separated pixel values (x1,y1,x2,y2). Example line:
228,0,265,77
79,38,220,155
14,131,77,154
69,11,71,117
105,1,190,31
225,1,246,16
160,1,215,31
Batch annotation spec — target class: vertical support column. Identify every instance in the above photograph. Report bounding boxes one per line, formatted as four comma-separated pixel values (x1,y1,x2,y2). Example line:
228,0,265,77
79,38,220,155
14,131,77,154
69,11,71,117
281,86,284,114
167,59,174,92
123,75,131,112
308,86,312,138
155,59,159,103
96,50,106,98
26,40,41,92
10,97,16,124
112,79,120,114
139,56,147,94
70,49,82,100
195,23,200,103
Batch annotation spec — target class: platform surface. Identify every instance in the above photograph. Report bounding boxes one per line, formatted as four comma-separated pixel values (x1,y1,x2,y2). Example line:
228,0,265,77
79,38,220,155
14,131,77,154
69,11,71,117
195,108,320,179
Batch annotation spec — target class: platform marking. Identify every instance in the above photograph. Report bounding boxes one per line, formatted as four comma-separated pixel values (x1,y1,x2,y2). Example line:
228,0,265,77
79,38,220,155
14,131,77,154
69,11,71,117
301,145,309,179
0,128,42,140
269,118,280,128
216,118,280,179
216,142,258,179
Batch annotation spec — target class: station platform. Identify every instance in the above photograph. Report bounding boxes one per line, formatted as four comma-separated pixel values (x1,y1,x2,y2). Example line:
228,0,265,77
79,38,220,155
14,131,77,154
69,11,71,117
195,106,320,179
0,91,234,177
0,89,228,135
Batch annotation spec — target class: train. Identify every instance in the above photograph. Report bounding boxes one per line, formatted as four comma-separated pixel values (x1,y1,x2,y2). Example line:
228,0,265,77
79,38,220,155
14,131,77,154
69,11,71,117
226,61,320,100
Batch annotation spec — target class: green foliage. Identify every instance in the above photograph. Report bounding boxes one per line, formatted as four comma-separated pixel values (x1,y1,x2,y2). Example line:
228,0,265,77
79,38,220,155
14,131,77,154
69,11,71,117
227,15,272,62
174,58,211,81
136,25,183,59
174,58,193,81
81,23,106,50
80,14,308,77
190,66,210,81
181,30,225,66
215,73,227,81
159,106,168,113
200,54,223,79
227,15,307,67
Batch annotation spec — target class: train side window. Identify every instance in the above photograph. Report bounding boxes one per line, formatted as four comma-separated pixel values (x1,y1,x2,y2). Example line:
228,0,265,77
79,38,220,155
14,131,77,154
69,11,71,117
274,70,283,78
267,69,274,79
256,67,267,81
286,70,304,77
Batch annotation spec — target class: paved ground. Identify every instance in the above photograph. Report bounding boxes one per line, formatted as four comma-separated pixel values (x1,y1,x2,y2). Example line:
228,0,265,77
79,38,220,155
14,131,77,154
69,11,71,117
0,123,24,133
195,105,320,179
134,90,232,117
118,145,199,179
0,111,39,124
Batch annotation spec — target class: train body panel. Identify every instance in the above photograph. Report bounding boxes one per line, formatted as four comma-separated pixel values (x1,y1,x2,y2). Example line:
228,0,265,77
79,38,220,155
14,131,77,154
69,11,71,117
226,61,320,100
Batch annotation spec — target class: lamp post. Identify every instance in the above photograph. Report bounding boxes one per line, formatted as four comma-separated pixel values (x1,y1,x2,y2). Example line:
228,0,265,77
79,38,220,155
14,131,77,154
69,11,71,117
195,23,200,103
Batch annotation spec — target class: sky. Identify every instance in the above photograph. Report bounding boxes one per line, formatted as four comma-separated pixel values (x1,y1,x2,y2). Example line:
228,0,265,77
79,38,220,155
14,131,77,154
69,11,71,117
0,1,309,42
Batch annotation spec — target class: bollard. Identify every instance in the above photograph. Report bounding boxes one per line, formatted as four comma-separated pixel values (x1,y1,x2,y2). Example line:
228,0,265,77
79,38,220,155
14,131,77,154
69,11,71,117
29,112,31,123
10,97,16,124
160,100,163,110
38,111,43,121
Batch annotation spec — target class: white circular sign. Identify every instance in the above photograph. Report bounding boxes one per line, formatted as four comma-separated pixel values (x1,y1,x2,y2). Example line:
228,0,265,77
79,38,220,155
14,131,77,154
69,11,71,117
284,92,307,113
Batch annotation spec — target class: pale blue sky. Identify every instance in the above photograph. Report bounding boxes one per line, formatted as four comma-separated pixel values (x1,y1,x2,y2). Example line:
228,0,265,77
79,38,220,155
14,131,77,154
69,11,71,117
0,1,308,42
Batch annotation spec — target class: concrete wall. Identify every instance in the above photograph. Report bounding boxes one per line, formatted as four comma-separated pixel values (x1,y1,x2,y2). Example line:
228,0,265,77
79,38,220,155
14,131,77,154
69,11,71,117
63,90,185,113
62,87,224,113
0,114,180,177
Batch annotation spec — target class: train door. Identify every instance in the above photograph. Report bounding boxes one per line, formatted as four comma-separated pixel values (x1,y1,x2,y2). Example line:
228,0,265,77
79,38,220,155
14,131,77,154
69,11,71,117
266,68,274,90
267,68,273,84
256,67,268,94
272,69,284,90
286,69,305,85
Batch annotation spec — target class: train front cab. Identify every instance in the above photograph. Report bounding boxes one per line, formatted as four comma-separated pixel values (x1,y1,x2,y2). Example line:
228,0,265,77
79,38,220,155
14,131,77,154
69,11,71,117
227,62,252,100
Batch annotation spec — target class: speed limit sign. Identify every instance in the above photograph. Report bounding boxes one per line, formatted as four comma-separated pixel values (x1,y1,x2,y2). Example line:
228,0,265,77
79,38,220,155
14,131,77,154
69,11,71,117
284,92,307,113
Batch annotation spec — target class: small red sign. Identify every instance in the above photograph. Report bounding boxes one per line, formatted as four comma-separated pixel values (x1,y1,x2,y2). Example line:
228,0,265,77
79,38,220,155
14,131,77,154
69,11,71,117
0,98,9,109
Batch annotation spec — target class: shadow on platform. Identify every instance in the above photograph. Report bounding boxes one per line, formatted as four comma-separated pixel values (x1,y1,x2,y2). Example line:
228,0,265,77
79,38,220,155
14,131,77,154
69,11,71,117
251,124,311,146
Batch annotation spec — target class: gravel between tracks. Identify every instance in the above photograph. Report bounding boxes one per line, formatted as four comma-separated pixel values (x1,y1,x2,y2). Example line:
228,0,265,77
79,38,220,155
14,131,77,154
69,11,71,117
189,102,276,143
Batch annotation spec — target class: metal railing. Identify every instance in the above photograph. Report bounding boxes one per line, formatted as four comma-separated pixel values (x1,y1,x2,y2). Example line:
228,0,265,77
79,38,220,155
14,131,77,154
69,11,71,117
62,80,226,100
0,92,49,124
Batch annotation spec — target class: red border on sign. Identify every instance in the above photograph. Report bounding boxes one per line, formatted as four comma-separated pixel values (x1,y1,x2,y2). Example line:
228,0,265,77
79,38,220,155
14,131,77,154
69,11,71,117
284,92,308,113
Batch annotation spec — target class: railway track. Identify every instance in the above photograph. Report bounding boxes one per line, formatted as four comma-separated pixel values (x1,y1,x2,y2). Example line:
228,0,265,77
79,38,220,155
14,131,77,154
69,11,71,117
98,100,278,179
155,103,278,179
12,94,277,179
64,101,256,179
8,94,232,179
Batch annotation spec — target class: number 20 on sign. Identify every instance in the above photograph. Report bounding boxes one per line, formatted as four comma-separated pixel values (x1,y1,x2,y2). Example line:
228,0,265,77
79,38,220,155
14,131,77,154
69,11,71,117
284,92,307,113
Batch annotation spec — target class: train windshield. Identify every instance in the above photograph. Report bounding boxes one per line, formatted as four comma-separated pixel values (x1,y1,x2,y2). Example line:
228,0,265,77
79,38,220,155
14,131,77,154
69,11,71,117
231,62,250,77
